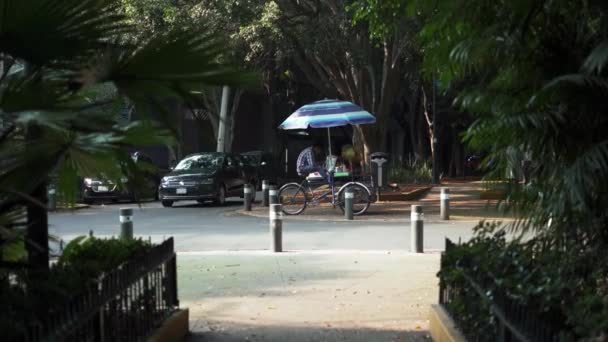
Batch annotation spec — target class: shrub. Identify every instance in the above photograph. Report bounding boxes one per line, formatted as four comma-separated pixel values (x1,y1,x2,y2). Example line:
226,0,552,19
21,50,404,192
440,222,608,340
1,236,151,340
388,158,432,184
58,235,151,281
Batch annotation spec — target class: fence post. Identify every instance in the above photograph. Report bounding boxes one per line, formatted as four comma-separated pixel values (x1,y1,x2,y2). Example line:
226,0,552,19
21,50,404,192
270,204,282,252
119,208,133,240
269,185,278,205
243,184,253,211
440,188,450,220
410,205,423,253
262,180,270,207
344,189,354,220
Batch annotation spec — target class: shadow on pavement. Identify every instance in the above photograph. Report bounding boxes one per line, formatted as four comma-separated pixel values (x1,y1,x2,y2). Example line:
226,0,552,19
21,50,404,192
186,324,431,342
173,200,244,208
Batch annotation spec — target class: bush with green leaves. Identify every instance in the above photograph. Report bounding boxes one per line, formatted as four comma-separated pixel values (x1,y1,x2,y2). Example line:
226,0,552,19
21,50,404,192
440,222,608,340
1,236,152,340
388,158,432,184
58,235,151,281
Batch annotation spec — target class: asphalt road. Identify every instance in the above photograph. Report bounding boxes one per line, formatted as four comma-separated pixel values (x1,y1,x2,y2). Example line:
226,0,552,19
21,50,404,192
48,196,479,253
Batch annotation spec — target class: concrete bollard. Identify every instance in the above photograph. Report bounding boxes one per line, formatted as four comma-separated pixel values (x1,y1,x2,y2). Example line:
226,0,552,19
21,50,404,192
243,184,253,211
119,208,133,240
269,185,278,205
410,205,423,253
440,188,450,220
48,187,57,211
344,189,354,220
262,180,270,207
270,204,283,252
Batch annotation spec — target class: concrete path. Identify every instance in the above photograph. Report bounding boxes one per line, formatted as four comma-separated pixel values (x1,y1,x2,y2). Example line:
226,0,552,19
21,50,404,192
48,181,504,341
180,251,437,342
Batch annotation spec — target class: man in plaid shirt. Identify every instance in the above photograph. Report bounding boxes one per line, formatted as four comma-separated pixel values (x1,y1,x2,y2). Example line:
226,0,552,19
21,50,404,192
296,143,327,180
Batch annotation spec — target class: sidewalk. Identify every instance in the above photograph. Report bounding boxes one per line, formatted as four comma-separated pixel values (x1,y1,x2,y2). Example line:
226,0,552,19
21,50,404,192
233,180,512,223
180,251,438,341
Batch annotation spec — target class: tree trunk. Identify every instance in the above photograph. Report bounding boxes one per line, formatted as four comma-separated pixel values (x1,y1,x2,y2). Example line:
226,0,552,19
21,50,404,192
421,85,435,160
225,89,243,153
415,87,429,160
25,124,49,272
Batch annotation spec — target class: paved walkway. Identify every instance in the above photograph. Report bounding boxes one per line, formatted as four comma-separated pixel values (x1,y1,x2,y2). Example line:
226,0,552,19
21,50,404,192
180,181,504,341
234,180,511,223
181,251,437,342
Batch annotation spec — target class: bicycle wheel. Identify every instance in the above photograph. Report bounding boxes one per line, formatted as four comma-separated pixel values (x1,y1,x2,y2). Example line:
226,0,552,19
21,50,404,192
278,183,307,215
338,183,371,215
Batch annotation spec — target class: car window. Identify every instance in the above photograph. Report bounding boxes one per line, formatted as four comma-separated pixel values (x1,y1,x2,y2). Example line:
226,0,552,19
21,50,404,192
175,154,224,171
242,154,260,166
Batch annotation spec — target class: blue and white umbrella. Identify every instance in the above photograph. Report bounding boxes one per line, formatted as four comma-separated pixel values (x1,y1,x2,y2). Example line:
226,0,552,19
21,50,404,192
278,99,376,156
278,99,376,130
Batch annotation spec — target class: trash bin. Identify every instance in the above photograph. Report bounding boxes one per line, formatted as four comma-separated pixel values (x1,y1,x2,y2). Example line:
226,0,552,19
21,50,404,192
370,152,390,189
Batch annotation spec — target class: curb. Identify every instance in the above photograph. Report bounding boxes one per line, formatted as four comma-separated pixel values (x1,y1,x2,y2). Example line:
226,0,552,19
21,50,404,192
147,308,189,342
226,208,509,224
51,203,91,212
379,186,432,201
429,304,467,342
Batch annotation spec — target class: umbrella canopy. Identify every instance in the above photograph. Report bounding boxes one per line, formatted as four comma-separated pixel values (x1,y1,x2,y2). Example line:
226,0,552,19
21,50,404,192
278,99,376,130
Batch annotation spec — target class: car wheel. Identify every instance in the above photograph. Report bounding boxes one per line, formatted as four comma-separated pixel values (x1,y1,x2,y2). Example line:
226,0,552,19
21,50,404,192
196,199,206,204
214,185,226,206
161,200,173,208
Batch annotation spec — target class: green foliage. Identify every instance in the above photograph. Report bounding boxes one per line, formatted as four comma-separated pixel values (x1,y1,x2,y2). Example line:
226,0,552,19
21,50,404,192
0,0,253,266
348,0,608,337
349,0,408,41
388,158,432,184
440,222,608,340
409,0,608,234
58,235,151,281
1,236,152,341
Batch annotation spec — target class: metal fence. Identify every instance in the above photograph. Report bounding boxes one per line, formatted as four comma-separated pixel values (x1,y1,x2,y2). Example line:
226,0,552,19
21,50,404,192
27,238,178,342
439,238,565,342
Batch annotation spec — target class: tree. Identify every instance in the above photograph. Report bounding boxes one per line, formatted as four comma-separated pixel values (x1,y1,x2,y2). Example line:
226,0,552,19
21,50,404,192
270,0,417,160
412,0,608,233
121,0,285,153
0,0,252,271
412,1,608,337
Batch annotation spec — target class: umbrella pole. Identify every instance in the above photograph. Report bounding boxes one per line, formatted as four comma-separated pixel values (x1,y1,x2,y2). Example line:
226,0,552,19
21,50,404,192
327,127,332,157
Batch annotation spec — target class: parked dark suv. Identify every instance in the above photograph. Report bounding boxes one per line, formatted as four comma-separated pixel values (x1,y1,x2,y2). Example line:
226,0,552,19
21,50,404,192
81,152,160,204
158,152,256,207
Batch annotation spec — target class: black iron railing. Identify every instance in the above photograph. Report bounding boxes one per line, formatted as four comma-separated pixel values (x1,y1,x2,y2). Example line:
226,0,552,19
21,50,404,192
26,238,178,342
439,238,565,342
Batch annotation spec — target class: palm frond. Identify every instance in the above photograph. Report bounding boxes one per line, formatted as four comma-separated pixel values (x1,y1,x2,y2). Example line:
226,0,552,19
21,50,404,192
582,40,608,75
102,28,257,100
0,0,128,68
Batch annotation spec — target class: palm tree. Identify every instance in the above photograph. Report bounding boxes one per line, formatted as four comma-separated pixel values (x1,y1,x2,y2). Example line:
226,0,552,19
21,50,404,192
0,0,254,270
